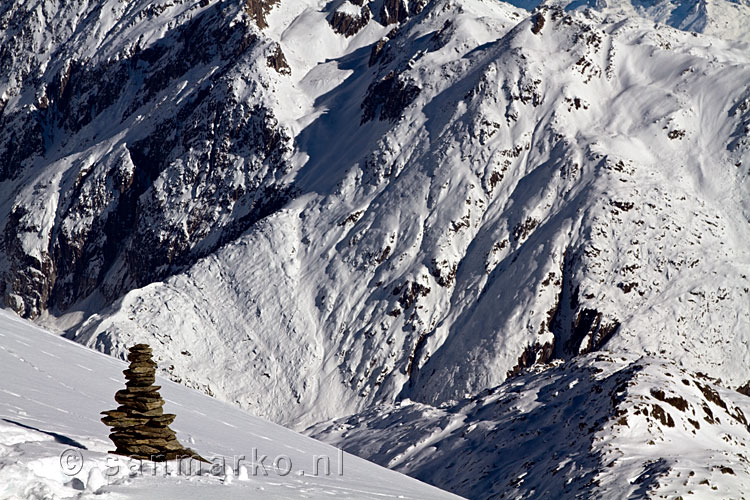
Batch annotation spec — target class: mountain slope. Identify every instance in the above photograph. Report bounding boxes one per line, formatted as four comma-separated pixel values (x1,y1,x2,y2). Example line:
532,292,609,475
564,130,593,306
0,0,296,318
54,0,750,429
310,353,750,499
0,309,459,499
506,0,750,42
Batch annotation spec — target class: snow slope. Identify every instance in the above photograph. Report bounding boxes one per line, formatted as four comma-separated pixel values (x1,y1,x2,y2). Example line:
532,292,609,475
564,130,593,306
310,353,750,499
0,309,459,499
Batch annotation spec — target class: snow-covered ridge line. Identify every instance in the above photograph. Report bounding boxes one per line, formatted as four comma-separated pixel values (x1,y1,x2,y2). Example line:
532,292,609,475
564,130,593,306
310,352,750,499
506,0,750,43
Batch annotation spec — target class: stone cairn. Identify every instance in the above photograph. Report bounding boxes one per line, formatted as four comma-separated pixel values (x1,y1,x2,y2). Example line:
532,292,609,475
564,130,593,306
101,344,204,461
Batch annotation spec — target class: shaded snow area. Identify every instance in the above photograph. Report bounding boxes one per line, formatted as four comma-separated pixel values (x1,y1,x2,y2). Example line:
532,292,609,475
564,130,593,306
0,310,459,499
310,354,750,499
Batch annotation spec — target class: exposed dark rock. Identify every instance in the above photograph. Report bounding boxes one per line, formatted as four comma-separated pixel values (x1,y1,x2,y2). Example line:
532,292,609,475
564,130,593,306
380,0,408,25
512,217,539,241
667,129,686,140
338,210,365,226
0,111,45,182
610,200,634,211
379,0,426,25
650,388,689,411
729,406,747,426
506,342,554,378
244,0,278,29
361,71,420,123
376,246,392,263
488,170,504,192
695,382,728,410
1,207,55,319
369,27,400,67
531,12,545,34
429,258,457,287
406,330,430,376
1,3,296,318
329,5,372,37
567,308,620,355
409,0,427,17
617,281,637,293
649,404,675,427
369,37,390,66
267,43,291,75
548,251,620,358
393,281,430,310
736,381,750,397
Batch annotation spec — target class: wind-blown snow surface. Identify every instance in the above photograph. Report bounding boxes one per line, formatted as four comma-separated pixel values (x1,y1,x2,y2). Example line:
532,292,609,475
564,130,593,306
310,353,750,499
0,310,459,499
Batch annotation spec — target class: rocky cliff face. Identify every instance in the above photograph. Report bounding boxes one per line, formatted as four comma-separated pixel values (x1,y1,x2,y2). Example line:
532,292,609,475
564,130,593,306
0,0,294,318
1,0,749,495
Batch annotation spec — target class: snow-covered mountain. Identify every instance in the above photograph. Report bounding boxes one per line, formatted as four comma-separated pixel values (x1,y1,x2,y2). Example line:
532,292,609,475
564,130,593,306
310,353,750,499
1,0,749,497
0,0,297,320
0,309,458,499
509,0,750,43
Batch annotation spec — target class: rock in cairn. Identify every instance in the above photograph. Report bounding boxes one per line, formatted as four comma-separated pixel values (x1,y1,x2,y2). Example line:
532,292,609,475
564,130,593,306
101,344,204,461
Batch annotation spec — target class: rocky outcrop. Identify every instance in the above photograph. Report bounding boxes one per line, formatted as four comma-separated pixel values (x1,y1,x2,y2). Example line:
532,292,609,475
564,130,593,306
329,5,372,37
244,0,279,29
1,206,55,319
545,251,621,359
311,355,750,499
379,0,426,25
531,11,545,34
0,1,294,318
267,43,291,75
361,70,420,123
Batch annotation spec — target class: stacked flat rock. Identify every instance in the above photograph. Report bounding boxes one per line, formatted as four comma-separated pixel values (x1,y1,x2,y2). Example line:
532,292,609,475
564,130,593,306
101,344,204,461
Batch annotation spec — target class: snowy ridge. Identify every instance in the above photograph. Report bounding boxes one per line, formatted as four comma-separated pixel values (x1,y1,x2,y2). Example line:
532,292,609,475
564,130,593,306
506,0,750,43
310,353,750,499
0,310,459,499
